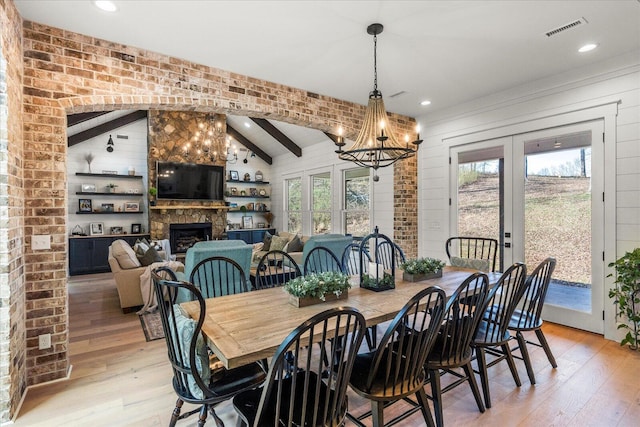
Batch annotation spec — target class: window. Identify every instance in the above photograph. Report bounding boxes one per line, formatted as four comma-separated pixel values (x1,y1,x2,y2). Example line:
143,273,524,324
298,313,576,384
343,168,370,237
311,172,331,234
285,177,302,233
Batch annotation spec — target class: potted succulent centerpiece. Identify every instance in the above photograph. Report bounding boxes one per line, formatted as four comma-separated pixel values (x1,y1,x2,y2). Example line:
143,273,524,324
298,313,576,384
608,248,640,351
284,271,351,308
106,183,118,193
401,257,446,282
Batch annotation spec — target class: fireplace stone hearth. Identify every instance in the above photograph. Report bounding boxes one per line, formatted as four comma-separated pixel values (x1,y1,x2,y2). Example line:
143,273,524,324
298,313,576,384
169,222,213,253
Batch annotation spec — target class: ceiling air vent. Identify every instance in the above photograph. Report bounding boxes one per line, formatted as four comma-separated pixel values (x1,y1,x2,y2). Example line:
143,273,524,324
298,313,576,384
545,17,588,37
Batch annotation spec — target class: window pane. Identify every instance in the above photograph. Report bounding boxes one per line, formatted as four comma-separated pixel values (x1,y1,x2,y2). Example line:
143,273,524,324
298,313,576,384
312,173,331,211
312,212,331,234
287,178,301,210
288,212,302,234
345,211,370,237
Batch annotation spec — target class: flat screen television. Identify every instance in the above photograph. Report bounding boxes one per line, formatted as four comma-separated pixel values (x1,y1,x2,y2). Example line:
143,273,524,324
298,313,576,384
156,161,224,201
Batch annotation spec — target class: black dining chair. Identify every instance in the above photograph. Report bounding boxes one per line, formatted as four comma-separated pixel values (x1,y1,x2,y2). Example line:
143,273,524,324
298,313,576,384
151,268,266,427
304,246,344,275
348,286,447,427
445,236,499,272
425,272,490,427
233,307,367,427
189,255,249,298
375,240,406,271
254,250,301,289
508,257,557,385
341,242,372,276
472,262,527,408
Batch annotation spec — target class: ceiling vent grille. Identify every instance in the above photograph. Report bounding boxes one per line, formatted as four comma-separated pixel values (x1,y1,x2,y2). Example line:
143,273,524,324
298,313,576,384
545,17,588,37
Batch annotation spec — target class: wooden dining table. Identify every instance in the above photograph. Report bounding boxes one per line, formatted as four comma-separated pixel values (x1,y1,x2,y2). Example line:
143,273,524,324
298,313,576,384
181,266,501,369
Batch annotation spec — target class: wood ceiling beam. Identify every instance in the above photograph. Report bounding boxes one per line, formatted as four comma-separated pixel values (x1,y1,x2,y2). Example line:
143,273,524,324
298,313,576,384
251,118,302,157
67,111,110,127
67,110,148,147
226,125,273,165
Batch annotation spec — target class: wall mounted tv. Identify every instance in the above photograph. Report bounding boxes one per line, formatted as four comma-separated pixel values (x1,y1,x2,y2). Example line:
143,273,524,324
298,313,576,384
156,161,224,201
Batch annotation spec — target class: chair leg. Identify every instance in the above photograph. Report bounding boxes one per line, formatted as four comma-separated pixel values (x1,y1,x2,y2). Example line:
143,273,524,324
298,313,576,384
209,406,224,427
371,400,384,427
501,343,522,387
197,404,208,427
462,362,485,413
516,330,536,385
475,347,492,409
365,326,378,351
535,328,558,368
428,369,445,427
169,398,184,427
416,388,436,427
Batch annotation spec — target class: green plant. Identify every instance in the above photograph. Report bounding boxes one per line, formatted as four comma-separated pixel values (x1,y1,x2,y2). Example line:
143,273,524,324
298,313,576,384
284,271,351,300
401,257,445,275
239,205,248,213
608,248,640,350
148,187,157,197
107,183,118,188
361,272,395,289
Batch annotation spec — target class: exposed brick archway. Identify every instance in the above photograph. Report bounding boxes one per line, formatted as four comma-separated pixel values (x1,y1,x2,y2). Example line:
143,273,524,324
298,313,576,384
18,19,418,400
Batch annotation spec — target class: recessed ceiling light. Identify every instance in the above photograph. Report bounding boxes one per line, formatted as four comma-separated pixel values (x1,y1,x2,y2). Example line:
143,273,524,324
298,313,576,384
244,122,251,128
94,1,117,12
420,100,431,106
578,43,598,53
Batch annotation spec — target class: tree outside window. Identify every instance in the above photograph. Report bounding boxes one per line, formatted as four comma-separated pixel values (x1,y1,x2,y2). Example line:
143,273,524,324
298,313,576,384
344,168,370,237
286,177,302,233
311,172,331,234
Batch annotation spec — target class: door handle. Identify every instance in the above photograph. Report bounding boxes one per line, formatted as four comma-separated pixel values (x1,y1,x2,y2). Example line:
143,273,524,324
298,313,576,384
504,243,511,248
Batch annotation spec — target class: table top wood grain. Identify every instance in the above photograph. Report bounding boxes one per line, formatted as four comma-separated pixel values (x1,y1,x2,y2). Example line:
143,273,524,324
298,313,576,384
181,266,500,369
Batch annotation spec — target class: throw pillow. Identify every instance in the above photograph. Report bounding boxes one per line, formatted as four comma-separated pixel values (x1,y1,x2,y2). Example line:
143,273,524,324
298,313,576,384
171,305,211,399
287,235,304,253
450,256,490,272
269,235,289,252
133,241,150,257
111,239,141,269
262,231,273,251
139,246,164,267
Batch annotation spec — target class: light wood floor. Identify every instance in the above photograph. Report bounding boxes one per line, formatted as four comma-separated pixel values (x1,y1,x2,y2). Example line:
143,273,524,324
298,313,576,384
11,273,640,427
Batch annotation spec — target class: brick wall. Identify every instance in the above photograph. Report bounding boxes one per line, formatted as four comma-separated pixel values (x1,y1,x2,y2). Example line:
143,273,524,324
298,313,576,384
3,13,418,420
0,0,25,423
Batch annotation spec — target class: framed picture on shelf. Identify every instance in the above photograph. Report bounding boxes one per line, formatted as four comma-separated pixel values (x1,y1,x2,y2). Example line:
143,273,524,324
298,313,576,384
89,222,104,236
124,202,140,212
110,226,123,235
257,222,265,228
131,223,141,234
81,183,96,192
242,215,253,229
101,203,114,212
249,188,258,196
78,198,92,212
229,170,239,181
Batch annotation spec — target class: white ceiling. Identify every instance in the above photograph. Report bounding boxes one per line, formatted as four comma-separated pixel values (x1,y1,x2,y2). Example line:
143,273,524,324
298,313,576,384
16,0,640,158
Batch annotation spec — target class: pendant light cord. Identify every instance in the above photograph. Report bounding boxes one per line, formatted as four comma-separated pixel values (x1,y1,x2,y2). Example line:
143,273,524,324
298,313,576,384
373,33,378,92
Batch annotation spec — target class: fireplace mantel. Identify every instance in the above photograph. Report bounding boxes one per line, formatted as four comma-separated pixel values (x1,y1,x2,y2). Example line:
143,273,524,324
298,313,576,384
150,205,230,211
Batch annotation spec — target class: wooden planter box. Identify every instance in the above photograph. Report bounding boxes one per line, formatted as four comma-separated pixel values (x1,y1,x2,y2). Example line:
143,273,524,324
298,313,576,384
403,270,443,282
288,290,348,308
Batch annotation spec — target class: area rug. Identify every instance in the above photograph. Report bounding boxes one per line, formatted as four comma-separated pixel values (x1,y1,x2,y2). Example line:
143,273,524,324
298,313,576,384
139,311,165,342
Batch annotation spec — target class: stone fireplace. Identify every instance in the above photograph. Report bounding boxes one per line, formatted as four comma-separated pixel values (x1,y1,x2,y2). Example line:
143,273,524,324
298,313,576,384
169,222,213,253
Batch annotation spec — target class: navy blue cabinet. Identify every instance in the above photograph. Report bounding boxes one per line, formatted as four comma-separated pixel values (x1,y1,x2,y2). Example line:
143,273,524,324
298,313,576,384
227,228,276,244
69,234,149,275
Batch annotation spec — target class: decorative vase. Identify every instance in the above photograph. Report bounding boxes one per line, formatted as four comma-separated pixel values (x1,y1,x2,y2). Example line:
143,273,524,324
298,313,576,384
403,270,443,282
288,290,348,308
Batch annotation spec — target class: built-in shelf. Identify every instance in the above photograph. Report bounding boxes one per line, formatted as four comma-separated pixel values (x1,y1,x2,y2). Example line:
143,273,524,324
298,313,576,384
76,191,143,197
228,209,271,213
226,180,270,184
225,195,270,199
75,211,143,215
76,172,143,179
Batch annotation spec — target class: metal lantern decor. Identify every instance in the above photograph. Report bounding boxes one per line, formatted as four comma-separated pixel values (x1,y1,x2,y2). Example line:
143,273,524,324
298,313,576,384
358,226,395,291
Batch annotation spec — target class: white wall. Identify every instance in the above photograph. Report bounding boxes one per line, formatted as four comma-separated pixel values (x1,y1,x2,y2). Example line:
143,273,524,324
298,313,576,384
416,51,640,340
270,136,394,237
67,118,149,236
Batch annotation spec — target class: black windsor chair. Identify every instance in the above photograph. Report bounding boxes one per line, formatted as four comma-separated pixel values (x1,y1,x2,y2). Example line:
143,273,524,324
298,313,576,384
445,236,499,272
303,246,344,275
254,250,301,290
341,242,372,276
189,256,249,298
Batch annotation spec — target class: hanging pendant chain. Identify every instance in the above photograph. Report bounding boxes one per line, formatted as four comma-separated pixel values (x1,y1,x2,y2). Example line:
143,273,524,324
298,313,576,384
373,33,378,92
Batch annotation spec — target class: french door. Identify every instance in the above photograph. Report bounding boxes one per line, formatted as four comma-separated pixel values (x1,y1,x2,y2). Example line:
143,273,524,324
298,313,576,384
450,120,604,333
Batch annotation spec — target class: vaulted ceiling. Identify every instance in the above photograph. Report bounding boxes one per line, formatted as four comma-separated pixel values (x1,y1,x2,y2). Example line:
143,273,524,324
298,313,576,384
25,1,640,158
